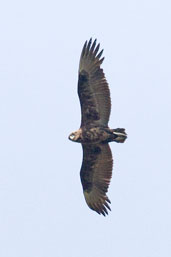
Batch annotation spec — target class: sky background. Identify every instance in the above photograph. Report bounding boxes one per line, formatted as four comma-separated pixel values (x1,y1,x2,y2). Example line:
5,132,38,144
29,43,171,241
0,0,171,256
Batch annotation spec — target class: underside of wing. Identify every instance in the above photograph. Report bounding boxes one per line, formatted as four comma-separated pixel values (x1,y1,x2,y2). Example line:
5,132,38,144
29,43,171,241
80,143,113,216
78,38,111,128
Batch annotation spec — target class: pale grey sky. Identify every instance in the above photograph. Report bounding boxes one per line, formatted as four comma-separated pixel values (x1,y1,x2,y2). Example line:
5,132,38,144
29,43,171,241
0,0,171,257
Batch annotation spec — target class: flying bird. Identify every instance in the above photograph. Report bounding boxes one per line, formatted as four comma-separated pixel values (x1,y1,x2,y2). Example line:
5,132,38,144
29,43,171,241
69,39,127,216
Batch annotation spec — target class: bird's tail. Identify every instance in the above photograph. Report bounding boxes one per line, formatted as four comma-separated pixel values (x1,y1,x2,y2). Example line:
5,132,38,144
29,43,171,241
112,128,127,143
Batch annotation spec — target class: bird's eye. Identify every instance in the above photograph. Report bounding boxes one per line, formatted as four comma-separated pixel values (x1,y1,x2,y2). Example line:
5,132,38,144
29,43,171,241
70,134,75,140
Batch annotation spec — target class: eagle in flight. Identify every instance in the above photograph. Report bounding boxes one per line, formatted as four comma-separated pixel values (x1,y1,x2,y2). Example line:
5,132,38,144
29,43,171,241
69,39,127,216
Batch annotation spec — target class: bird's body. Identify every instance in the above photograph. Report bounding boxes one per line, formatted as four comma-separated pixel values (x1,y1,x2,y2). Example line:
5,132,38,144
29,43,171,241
70,127,126,144
69,39,127,216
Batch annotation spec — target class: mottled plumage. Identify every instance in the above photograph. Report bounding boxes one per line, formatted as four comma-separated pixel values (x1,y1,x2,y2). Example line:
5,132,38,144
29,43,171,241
69,39,127,216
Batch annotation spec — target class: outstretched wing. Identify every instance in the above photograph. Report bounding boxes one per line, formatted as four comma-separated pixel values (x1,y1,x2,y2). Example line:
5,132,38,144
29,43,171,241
80,143,113,216
78,38,111,128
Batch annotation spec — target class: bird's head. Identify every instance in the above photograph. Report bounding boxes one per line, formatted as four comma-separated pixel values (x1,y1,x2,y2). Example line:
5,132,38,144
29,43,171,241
68,130,82,143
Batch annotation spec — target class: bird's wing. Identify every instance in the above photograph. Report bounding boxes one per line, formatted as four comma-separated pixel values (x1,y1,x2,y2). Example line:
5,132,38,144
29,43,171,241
78,38,111,128
80,143,113,216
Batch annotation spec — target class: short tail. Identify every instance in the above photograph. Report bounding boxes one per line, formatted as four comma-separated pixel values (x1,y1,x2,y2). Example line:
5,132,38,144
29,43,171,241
112,128,127,143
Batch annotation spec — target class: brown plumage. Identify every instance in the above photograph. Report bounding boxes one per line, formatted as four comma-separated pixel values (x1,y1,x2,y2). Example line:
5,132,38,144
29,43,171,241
69,39,127,216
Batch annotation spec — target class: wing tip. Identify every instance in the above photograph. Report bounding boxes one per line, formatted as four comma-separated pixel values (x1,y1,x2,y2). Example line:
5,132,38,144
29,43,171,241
96,202,111,217
84,191,111,216
81,38,104,61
